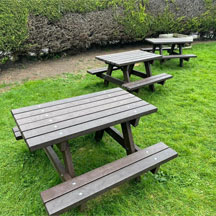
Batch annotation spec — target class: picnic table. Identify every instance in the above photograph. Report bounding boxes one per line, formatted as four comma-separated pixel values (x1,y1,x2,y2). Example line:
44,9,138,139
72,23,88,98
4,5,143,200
88,50,173,92
143,37,197,67
12,88,177,215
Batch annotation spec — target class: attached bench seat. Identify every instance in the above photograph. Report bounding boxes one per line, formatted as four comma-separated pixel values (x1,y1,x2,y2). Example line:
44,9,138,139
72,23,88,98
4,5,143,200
122,73,173,91
87,66,118,75
41,142,177,216
12,127,22,140
162,54,197,60
141,47,177,52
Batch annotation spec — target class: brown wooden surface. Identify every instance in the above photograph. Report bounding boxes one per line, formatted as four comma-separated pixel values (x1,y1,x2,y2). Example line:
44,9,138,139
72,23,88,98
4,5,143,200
140,47,177,52
41,143,177,215
12,88,121,115
12,127,22,140
96,50,161,67
87,66,118,75
122,73,173,91
161,54,197,60
12,88,157,151
41,142,172,202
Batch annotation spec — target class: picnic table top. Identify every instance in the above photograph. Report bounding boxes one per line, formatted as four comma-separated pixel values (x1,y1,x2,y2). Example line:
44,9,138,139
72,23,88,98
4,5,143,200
96,50,161,67
145,37,194,45
12,88,157,151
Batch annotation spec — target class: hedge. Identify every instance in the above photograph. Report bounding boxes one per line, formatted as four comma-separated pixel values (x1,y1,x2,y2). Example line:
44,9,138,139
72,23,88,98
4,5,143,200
0,0,216,63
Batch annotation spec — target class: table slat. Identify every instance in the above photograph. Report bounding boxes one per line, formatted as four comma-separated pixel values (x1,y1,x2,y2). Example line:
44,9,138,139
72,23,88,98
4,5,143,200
12,88,122,115
145,37,193,45
19,95,140,131
26,104,157,151
14,90,127,120
23,100,148,139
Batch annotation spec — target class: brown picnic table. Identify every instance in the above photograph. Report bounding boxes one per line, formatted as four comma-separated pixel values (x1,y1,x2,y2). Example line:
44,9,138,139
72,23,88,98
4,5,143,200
88,50,173,92
12,88,177,215
143,37,197,67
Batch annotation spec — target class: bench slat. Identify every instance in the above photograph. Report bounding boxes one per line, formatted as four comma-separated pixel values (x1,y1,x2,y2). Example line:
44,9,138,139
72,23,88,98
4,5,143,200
162,54,197,60
123,73,173,91
41,142,168,203
87,66,118,75
140,47,177,52
42,144,177,215
12,127,22,140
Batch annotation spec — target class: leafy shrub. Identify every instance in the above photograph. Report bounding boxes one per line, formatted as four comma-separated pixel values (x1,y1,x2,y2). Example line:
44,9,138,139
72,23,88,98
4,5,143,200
0,0,28,53
0,0,215,64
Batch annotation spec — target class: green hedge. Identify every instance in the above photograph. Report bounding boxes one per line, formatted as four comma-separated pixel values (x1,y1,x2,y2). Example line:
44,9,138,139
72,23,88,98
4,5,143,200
0,0,216,63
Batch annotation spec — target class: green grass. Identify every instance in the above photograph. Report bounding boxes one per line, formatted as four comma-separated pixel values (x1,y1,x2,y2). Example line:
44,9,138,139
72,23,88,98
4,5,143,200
0,42,216,216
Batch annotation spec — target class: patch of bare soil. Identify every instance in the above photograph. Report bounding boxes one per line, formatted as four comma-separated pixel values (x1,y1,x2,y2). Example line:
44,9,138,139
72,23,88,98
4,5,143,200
0,44,142,87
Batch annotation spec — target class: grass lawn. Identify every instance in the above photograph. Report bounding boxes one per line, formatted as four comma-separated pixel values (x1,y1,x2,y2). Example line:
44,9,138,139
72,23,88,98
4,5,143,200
0,42,216,216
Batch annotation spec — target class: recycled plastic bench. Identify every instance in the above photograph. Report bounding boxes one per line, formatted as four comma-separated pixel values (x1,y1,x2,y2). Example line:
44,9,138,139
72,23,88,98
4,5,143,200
12,88,177,215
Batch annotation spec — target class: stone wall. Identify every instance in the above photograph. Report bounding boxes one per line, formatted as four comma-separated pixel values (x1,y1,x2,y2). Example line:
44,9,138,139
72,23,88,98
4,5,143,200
25,0,209,56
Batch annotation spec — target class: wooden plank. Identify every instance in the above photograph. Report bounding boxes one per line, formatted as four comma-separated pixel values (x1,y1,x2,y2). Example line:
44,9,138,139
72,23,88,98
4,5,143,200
96,50,161,67
144,61,155,92
123,73,170,87
11,88,122,115
130,70,147,78
145,37,193,44
23,100,149,139
44,147,177,215
105,127,125,148
26,104,157,151
43,146,72,181
12,127,22,140
41,142,169,203
104,64,113,86
122,66,130,83
87,66,118,75
161,54,197,60
18,94,139,130
58,142,75,178
95,130,105,141
121,122,136,154
140,47,177,52
123,73,173,91
14,90,128,121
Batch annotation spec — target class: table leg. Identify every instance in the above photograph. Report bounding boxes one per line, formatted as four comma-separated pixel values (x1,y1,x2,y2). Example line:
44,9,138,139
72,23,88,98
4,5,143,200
122,66,130,83
95,130,105,141
179,44,184,67
144,61,155,92
59,142,75,178
170,44,176,55
158,45,164,64
152,44,157,53
121,122,136,155
121,122,141,181
104,64,113,86
43,146,72,181
128,64,134,78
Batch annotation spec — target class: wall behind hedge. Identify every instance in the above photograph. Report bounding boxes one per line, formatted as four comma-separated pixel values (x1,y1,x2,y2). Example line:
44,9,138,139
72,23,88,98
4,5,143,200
0,0,216,63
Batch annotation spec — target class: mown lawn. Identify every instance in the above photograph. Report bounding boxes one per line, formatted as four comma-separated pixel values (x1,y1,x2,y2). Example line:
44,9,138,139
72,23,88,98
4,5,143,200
0,42,216,216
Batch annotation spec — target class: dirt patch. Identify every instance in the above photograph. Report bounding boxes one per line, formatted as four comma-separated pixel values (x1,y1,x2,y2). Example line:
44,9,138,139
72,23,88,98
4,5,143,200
0,44,142,86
